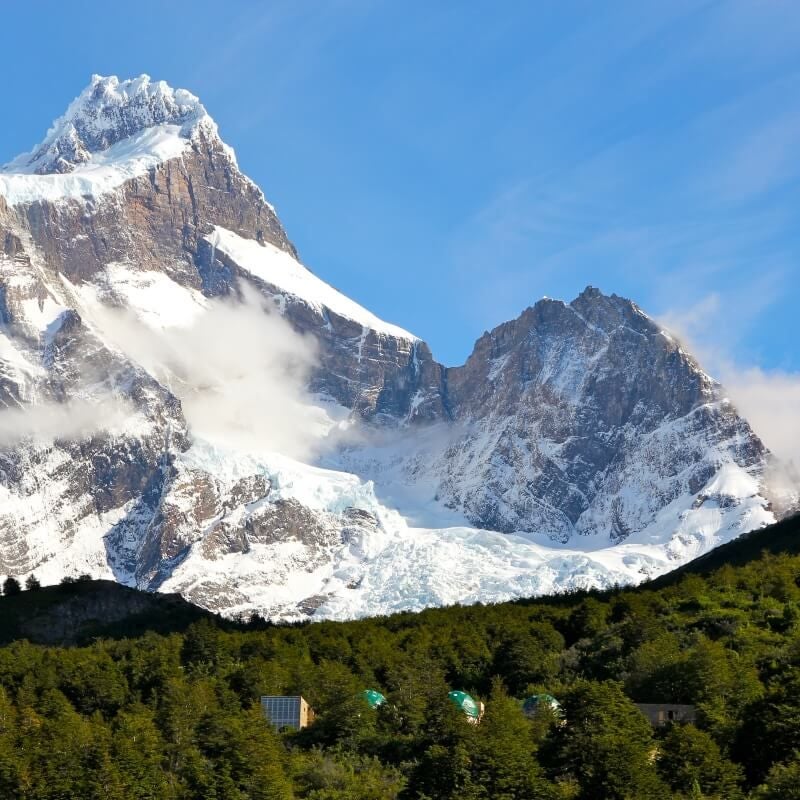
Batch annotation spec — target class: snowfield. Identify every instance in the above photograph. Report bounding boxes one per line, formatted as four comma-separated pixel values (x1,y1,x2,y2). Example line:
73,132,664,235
158,432,774,621
207,227,418,341
0,125,192,205
10,411,771,622
0,74,223,205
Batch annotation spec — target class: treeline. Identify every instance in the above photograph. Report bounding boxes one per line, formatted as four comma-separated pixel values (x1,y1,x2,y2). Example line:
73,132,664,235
1,574,97,595
1,575,41,594
1,574,94,597
0,544,799,797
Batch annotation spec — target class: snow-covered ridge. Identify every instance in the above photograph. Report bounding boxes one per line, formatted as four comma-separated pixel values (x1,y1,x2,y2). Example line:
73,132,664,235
5,74,208,175
0,75,228,205
207,226,418,341
0,125,192,206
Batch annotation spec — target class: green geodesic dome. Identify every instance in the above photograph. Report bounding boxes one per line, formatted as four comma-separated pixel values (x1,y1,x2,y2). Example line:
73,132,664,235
362,689,386,709
522,693,562,717
448,690,481,719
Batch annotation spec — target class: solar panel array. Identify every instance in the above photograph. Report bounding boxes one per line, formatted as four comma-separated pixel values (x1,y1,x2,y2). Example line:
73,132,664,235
261,696,303,730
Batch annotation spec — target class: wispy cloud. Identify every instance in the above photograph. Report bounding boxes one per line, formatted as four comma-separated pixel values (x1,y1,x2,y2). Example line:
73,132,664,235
82,286,326,460
704,107,800,203
721,366,800,468
0,397,133,446
659,293,800,472
0,286,327,458
441,1,799,369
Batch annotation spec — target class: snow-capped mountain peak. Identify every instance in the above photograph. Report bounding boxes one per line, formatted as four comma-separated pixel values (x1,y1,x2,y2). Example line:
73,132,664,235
0,75,233,206
5,74,212,175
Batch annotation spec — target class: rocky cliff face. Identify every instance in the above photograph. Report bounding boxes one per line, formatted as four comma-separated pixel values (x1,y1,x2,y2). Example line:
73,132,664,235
0,75,787,620
430,289,767,541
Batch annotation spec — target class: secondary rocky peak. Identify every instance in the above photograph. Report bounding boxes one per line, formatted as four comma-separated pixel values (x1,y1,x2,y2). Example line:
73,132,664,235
573,284,608,305
462,287,652,367
568,285,651,334
2,74,213,175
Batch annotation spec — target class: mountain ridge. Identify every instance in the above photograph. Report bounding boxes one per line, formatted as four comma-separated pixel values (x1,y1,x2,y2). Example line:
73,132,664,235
0,74,790,620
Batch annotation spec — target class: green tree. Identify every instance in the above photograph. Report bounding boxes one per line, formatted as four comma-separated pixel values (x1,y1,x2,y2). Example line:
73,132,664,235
542,680,669,800
238,706,295,800
625,633,688,702
493,622,564,695
57,648,130,716
471,678,556,799
655,724,743,799
24,574,41,591
180,618,228,673
297,749,403,800
565,598,609,644
753,754,800,800
301,660,374,749
733,671,800,784
382,658,450,740
405,692,481,800
112,705,173,799
0,689,20,797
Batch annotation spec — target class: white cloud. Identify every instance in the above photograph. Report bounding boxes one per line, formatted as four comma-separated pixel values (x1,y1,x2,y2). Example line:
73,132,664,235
84,285,326,461
659,294,800,471
0,397,132,446
718,366,800,468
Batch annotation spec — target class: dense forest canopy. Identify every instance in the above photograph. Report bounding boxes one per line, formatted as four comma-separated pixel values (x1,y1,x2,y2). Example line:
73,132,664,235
0,515,797,799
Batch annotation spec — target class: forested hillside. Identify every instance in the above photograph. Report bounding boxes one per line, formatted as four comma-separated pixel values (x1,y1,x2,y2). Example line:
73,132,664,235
0,515,797,799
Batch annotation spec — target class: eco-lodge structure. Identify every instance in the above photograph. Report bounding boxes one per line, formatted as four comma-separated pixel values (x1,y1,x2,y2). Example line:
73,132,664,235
635,703,696,727
261,696,316,731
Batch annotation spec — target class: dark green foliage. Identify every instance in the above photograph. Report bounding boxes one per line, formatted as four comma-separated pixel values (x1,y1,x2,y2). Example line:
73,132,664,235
656,724,743,798
2,577,21,597
0,513,794,797
469,679,556,799
0,579,213,645
295,749,404,799
752,755,800,799
733,670,800,784
564,597,609,645
542,680,668,800
493,621,564,695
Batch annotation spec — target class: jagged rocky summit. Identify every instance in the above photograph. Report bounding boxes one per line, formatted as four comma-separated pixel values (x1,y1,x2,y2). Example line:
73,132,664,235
0,75,790,620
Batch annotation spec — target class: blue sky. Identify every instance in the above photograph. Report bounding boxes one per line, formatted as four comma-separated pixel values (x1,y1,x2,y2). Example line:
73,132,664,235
0,0,796,377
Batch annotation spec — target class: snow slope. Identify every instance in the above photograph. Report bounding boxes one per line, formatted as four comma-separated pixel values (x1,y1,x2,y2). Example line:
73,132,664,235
0,125,192,205
156,434,773,621
4,246,766,622
207,226,417,340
